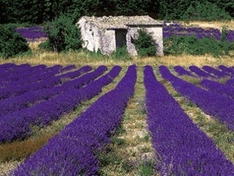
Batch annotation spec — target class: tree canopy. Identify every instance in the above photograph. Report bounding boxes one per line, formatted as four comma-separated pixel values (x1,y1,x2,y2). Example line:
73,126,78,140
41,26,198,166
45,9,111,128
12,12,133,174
1,0,233,24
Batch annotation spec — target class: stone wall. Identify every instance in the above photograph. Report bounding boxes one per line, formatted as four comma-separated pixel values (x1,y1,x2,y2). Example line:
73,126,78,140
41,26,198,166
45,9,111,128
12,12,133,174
99,29,115,55
78,16,164,56
126,28,138,56
144,27,163,56
78,18,101,52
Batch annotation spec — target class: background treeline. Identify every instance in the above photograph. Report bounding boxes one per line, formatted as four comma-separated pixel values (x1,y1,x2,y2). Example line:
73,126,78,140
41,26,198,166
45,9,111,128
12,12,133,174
1,0,233,24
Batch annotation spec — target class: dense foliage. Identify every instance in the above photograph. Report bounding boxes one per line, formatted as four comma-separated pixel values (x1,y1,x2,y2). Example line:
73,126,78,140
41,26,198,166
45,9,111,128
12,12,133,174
40,14,82,52
0,24,30,58
159,0,232,20
164,35,234,57
0,0,158,24
1,0,233,24
181,1,231,21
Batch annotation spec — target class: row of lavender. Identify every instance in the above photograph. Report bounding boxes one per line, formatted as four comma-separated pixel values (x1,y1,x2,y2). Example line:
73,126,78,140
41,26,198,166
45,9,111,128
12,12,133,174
173,65,234,99
144,65,234,175
11,65,136,175
1,63,233,175
0,63,74,79
174,65,234,78
15,26,47,41
164,22,234,42
0,65,108,117
0,65,124,143
161,66,234,130
0,63,76,89
0,65,90,100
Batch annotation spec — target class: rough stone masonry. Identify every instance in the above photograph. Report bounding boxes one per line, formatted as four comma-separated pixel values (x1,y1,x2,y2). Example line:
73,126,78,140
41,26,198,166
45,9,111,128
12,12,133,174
77,15,163,56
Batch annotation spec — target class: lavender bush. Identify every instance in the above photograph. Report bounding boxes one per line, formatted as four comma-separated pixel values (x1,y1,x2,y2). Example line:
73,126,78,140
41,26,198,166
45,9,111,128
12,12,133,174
160,65,234,130
144,65,234,175
11,65,136,175
226,78,234,87
0,64,61,86
0,64,31,80
0,63,17,69
0,66,120,143
202,65,230,78
0,66,92,117
189,65,215,78
174,65,196,77
15,26,47,41
218,65,234,76
163,22,234,42
200,79,234,99
0,65,95,100
0,65,54,87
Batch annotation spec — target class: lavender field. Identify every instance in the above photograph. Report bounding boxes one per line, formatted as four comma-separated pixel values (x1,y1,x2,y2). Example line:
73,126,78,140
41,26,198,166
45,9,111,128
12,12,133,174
0,62,233,175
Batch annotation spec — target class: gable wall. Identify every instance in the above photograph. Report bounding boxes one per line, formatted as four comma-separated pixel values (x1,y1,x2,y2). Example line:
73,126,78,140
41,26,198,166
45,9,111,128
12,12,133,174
78,18,101,52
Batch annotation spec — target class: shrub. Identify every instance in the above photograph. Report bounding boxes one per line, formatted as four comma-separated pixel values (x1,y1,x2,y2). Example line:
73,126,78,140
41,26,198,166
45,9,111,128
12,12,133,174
0,24,30,59
134,29,157,57
40,14,82,53
38,40,53,51
111,46,132,60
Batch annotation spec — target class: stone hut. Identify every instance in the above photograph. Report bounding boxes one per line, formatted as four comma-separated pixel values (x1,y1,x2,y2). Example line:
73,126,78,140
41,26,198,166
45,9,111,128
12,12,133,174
77,15,163,56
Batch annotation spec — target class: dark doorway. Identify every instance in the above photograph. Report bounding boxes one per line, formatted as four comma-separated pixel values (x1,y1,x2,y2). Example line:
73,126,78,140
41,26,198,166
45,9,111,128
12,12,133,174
115,29,127,47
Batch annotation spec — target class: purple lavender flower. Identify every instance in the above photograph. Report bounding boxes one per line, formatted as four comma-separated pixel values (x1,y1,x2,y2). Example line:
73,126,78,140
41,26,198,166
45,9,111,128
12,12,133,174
145,65,234,175
163,22,234,42
160,65,234,130
11,65,136,175
174,65,195,77
15,26,47,41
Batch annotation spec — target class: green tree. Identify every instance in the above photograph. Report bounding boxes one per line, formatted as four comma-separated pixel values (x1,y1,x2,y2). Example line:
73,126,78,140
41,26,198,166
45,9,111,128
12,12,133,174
42,14,82,52
158,0,193,19
0,24,30,58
